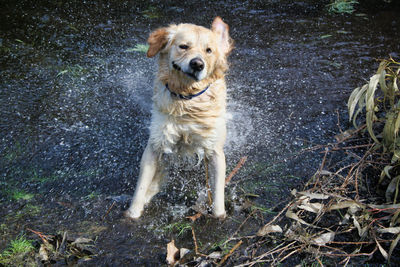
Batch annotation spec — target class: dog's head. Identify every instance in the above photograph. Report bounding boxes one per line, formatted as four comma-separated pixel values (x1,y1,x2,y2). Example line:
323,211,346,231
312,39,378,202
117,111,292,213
146,17,232,84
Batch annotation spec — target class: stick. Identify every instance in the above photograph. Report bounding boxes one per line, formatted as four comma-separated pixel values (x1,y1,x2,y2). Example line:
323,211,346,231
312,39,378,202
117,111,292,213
191,226,205,256
27,228,52,242
225,156,248,184
219,240,243,265
102,201,116,220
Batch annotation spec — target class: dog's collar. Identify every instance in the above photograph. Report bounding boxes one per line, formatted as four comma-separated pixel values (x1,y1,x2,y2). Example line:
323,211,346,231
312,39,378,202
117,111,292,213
165,83,210,100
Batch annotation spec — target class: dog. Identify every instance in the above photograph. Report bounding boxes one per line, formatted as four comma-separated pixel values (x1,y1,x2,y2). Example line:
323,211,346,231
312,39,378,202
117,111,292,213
125,17,232,220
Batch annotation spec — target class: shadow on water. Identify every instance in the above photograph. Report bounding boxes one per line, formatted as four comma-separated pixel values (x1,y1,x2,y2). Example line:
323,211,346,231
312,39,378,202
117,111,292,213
1,0,399,265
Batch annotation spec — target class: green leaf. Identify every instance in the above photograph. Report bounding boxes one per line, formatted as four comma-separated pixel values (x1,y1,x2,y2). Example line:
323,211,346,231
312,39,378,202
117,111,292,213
320,34,332,39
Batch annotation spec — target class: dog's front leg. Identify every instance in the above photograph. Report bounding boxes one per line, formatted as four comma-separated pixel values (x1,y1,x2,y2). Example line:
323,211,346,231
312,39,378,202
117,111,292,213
126,143,158,220
210,147,227,219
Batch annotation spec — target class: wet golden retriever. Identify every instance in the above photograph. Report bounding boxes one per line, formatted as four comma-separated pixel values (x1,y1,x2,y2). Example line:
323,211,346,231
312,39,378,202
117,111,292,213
126,17,232,220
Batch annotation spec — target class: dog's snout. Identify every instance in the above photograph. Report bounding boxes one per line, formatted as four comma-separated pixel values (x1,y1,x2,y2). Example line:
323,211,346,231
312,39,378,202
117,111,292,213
189,58,204,72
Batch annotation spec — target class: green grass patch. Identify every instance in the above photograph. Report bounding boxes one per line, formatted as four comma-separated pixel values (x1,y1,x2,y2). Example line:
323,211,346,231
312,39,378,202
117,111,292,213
327,0,359,14
163,221,192,237
9,204,42,220
84,191,100,200
11,190,34,201
0,235,35,266
29,170,59,183
125,43,149,53
209,238,233,255
3,142,23,162
250,205,276,214
142,6,161,19
57,64,88,77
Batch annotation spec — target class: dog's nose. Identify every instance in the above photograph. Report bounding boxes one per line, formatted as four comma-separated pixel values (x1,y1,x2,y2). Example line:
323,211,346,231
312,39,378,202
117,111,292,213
189,58,204,72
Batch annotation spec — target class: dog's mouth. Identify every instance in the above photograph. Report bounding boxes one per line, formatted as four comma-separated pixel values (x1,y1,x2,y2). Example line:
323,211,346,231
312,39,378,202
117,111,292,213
172,61,201,81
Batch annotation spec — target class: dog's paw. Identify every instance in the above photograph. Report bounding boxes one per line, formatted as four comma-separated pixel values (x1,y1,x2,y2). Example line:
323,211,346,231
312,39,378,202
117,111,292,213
124,208,142,220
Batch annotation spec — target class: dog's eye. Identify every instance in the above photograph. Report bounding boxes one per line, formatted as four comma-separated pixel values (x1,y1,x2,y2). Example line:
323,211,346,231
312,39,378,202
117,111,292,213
179,44,189,50
206,48,212,54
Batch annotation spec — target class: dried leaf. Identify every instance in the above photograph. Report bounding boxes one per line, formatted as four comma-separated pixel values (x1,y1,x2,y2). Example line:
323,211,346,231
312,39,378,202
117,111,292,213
180,248,191,259
296,191,329,200
394,68,399,92
389,233,400,260
391,209,400,226
380,165,393,184
298,200,323,213
71,237,93,245
353,216,368,237
312,232,335,246
378,69,388,94
392,150,400,164
318,170,334,176
348,84,368,123
394,108,400,137
369,203,400,210
186,213,202,222
385,176,400,202
257,224,283,236
377,227,400,234
39,244,50,262
327,200,364,211
334,129,355,142
375,237,389,260
365,74,381,143
286,209,317,228
208,251,223,259
166,240,179,266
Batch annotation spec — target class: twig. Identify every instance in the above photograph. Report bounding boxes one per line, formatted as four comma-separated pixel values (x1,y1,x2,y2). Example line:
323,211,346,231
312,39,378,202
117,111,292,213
260,200,295,229
225,156,248,184
223,210,256,246
219,240,243,266
101,201,116,220
57,231,68,256
191,226,200,255
27,228,53,242
278,247,303,263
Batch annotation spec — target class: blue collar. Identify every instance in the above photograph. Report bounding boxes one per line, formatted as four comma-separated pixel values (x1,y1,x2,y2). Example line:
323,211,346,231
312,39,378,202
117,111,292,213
165,83,210,100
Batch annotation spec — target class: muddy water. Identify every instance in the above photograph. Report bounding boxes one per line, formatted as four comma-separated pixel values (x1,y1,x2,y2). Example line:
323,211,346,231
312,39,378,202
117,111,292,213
1,0,399,265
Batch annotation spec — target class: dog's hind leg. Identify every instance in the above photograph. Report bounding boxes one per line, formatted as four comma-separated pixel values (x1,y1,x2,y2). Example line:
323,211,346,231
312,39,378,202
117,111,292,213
126,144,159,220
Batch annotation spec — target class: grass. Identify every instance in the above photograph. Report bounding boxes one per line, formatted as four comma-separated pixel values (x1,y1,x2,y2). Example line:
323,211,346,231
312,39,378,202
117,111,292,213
57,64,88,77
3,141,23,162
10,204,42,220
163,221,192,237
125,43,149,53
327,0,359,14
141,6,161,19
250,205,276,214
0,235,35,266
84,191,100,200
11,190,34,201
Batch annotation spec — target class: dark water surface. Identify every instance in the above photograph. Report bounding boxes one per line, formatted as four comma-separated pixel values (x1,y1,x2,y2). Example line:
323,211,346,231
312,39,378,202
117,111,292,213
1,0,399,265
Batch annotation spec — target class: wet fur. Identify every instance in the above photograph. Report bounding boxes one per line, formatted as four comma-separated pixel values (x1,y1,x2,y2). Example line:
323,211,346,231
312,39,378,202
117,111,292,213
126,17,232,220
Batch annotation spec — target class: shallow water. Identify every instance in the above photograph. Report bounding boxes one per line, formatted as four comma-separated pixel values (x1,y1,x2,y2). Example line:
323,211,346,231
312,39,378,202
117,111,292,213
1,0,399,265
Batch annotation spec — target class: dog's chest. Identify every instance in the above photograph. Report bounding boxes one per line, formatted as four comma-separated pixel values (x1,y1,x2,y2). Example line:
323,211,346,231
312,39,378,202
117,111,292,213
148,88,225,156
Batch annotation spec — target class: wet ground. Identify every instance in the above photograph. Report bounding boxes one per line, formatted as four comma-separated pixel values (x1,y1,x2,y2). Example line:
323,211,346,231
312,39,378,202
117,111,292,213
1,0,400,265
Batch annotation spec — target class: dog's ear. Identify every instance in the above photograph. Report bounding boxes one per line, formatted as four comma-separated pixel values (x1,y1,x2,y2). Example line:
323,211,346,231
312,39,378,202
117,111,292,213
147,27,169,58
212,17,232,55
